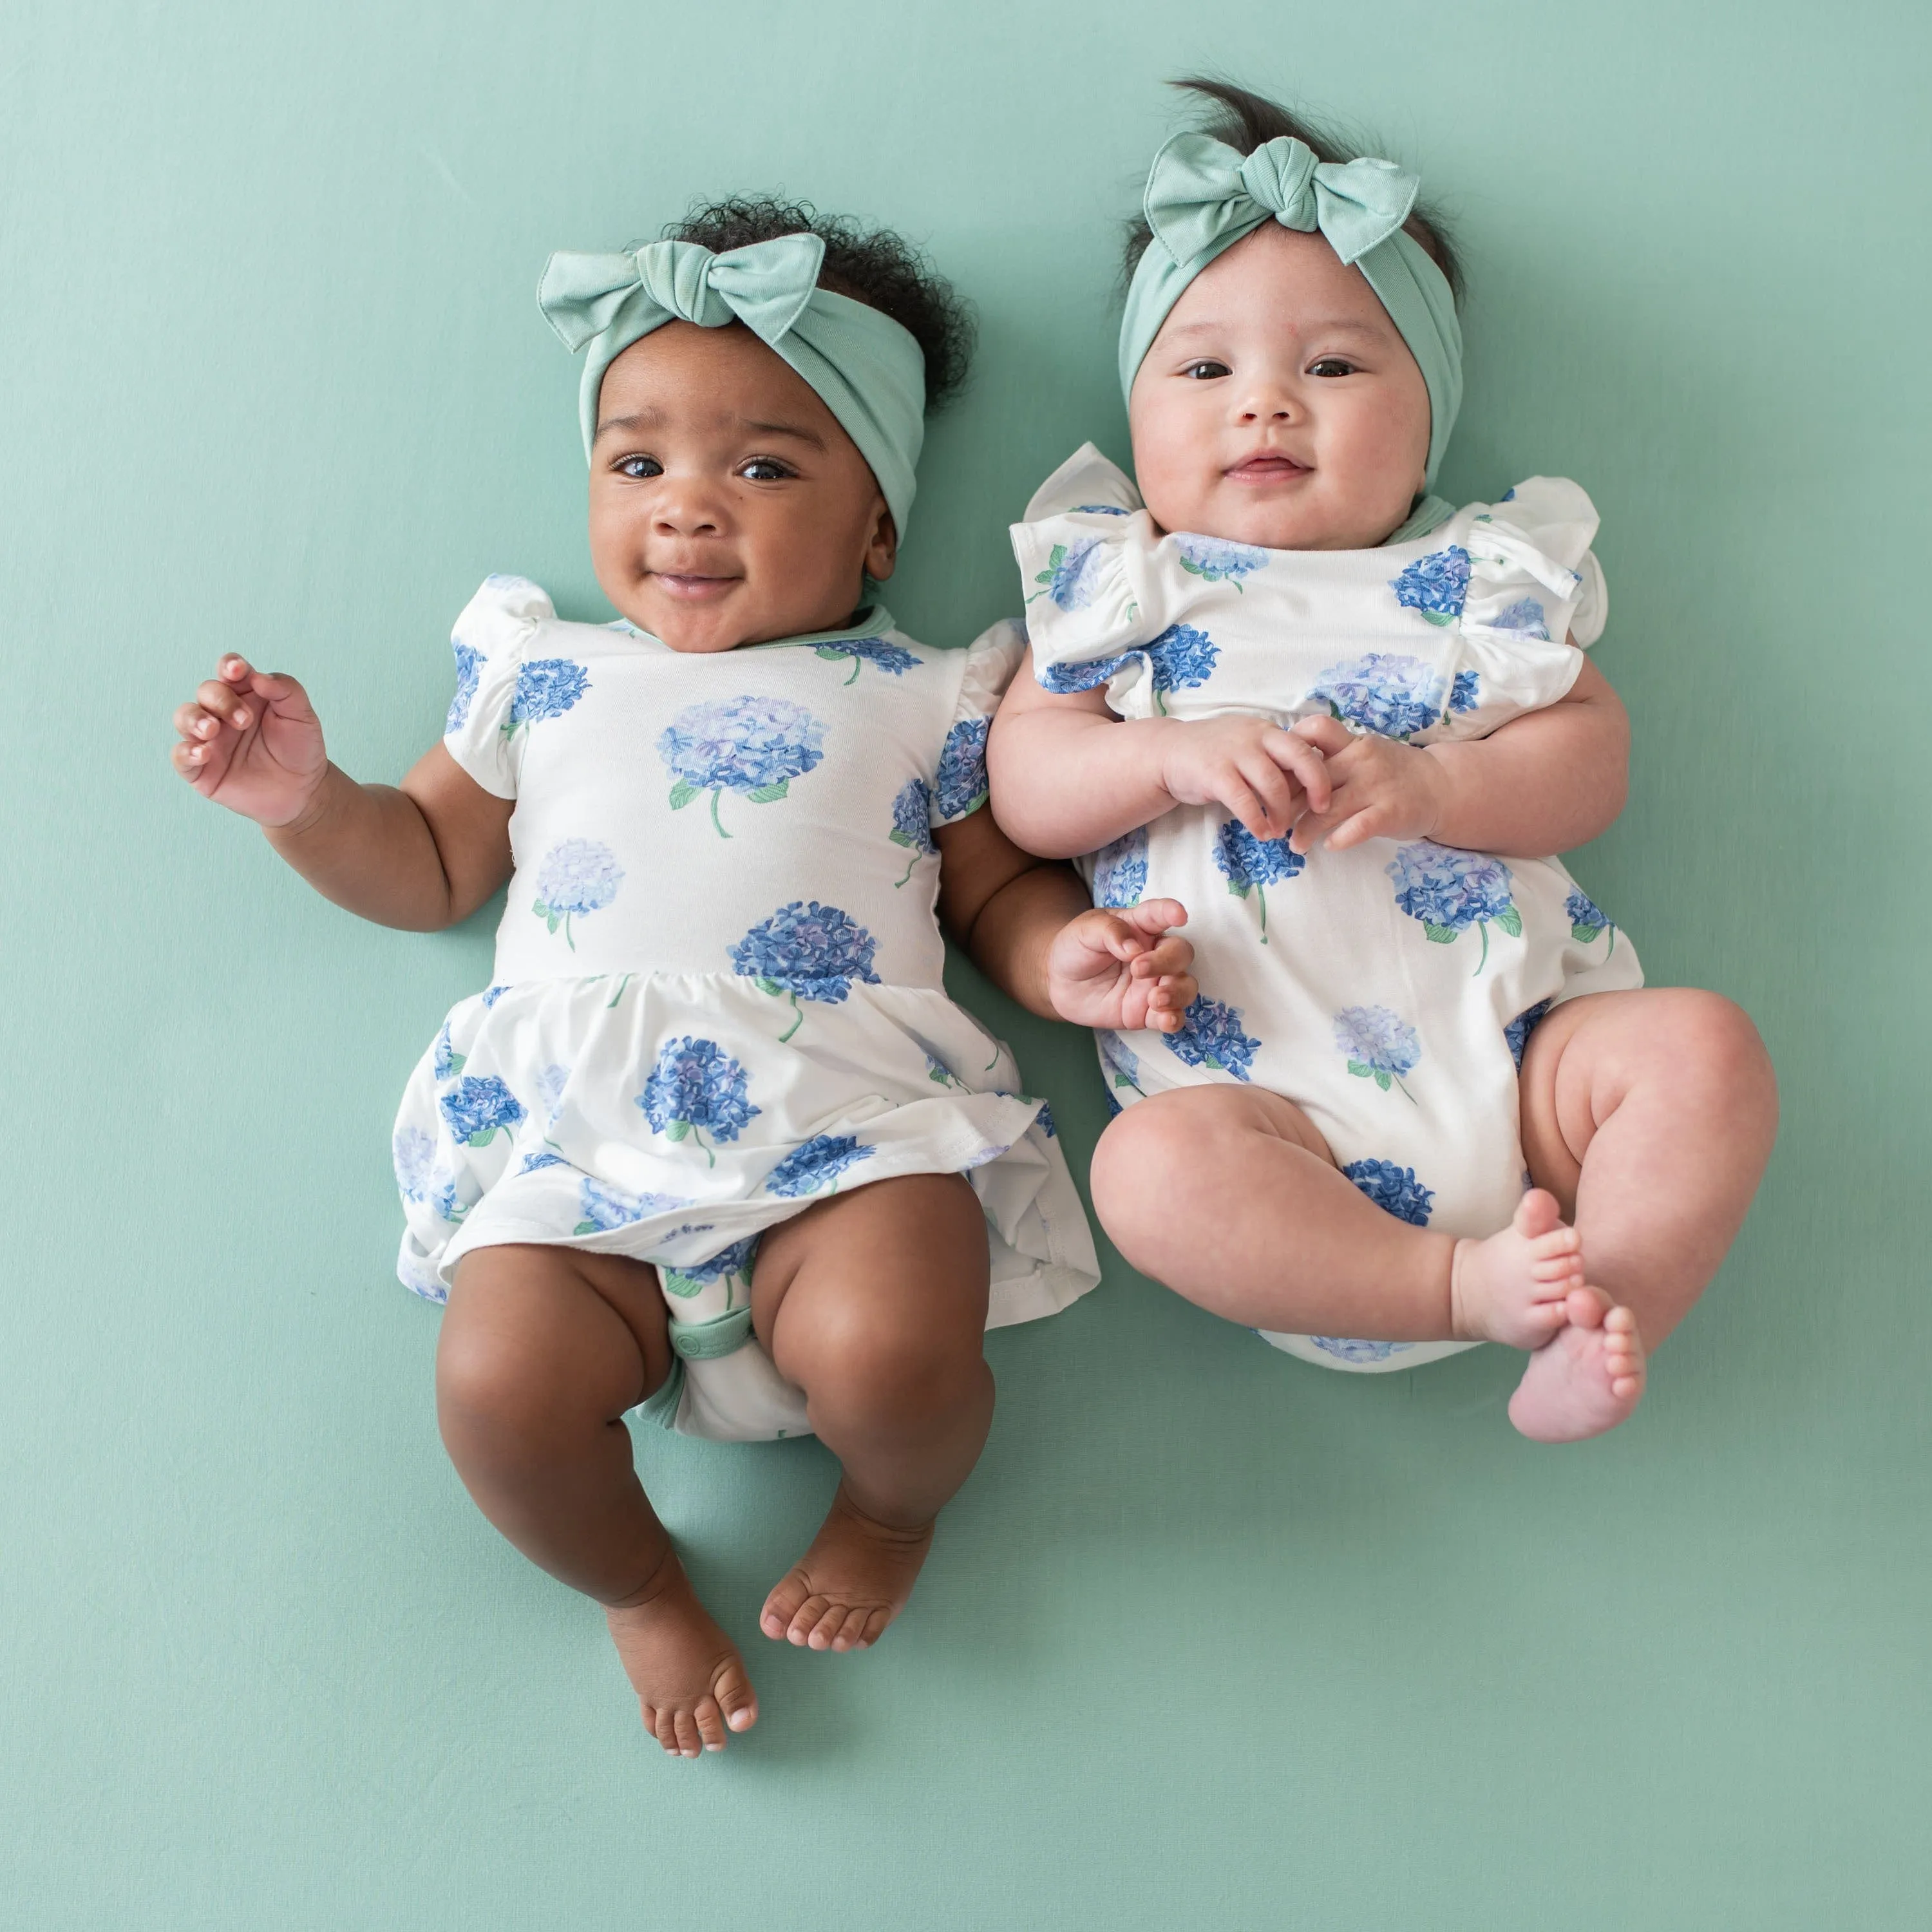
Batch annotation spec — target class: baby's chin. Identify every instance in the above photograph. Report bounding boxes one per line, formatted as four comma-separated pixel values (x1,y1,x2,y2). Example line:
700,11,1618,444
621,584,853,655
1144,477,1409,554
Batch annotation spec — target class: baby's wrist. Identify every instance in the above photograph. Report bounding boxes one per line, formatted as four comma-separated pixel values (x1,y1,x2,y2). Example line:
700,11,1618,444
263,762,343,839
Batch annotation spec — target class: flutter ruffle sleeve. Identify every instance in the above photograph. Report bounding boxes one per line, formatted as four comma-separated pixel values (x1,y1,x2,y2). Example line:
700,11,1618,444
929,621,1024,826
439,574,558,798
1412,478,1608,744
1010,445,1175,712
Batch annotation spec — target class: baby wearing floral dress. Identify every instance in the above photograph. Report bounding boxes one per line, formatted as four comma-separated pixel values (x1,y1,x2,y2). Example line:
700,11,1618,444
989,82,1777,1442
170,200,1195,1755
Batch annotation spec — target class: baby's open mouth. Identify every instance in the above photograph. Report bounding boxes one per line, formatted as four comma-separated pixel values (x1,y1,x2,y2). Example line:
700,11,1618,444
1223,453,1311,483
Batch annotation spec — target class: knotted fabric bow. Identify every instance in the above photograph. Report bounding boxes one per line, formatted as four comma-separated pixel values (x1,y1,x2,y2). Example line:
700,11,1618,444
538,233,927,536
1119,133,1463,490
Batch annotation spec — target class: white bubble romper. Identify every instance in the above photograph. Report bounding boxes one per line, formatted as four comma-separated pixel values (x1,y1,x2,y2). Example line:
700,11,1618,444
392,576,1098,1439
1000,446,1642,1372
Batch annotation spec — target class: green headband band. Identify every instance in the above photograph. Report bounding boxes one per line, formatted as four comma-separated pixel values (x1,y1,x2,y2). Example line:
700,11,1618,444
538,232,927,537
1118,132,1463,489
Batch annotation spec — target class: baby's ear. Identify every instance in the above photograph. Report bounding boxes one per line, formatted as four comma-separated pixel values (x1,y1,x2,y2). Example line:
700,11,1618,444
866,504,898,583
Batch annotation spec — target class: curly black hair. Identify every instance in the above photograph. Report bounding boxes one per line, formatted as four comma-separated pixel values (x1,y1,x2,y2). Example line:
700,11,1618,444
1122,78,1464,306
659,196,974,409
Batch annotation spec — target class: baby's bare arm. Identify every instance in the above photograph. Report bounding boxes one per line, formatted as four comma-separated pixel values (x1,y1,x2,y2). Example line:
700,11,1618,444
1419,654,1629,856
269,748,513,930
171,652,512,930
989,647,1329,858
934,808,1194,1034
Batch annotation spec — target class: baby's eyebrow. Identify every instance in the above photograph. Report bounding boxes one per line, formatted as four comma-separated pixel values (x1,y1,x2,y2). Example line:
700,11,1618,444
1163,317,1389,344
592,408,826,450
737,417,826,450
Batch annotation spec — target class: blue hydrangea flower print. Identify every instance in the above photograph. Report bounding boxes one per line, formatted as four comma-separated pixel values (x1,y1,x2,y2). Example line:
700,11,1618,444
1307,652,1446,739
658,694,827,837
572,1177,692,1236
1343,1157,1435,1226
925,1050,964,1089
1034,1100,1057,1139
1390,544,1472,625
1028,535,1110,610
1449,669,1480,714
1041,625,1220,716
1074,502,1130,516
638,1036,760,1167
1504,998,1553,1071
531,838,622,950
1213,819,1304,942
889,777,934,886
480,983,507,1009
935,716,990,819
1176,533,1268,590
1097,1028,1143,1095
729,901,881,1041
1092,827,1148,909
1386,840,1520,973
1309,1336,1414,1363
433,1021,463,1081
1491,597,1549,640
661,1235,759,1303
535,1062,570,1121
394,1127,468,1224
1143,624,1219,714
1566,886,1616,953
766,1133,873,1198
1333,1005,1421,1103
439,1074,524,1148
506,658,589,735
446,641,483,735
518,1150,566,1174
816,635,920,683
1164,994,1259,1082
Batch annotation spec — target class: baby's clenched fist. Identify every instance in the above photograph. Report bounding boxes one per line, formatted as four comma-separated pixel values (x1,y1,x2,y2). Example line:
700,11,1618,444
171,655,330,826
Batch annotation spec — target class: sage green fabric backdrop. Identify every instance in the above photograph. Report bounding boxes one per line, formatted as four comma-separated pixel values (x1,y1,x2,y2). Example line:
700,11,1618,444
5,3,1926,1926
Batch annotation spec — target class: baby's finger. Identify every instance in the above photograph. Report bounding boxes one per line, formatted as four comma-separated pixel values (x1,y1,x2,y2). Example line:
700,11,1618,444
1114,897,1188,940
194,677,256,732
173,700,222,743
1322,804,1394,853
1264,730,1334,813
1136,932,1195,978
1291,714,1354,757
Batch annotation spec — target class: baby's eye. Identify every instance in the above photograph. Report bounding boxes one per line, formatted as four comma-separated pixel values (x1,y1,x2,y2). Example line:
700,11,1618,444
1308,357,1358,378
614,454,663,480
737,457,797,482
1182,360,1231,381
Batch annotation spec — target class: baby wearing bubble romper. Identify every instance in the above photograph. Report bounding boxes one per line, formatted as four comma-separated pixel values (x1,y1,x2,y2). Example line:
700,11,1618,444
989,82,1777,1441
169,198,1197,1754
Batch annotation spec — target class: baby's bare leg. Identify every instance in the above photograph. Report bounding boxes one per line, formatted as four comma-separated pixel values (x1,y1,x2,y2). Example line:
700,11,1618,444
1509,988,1777,1441
1090,1086,1591,1346
437,1244,755,1757
752,1174,993,1653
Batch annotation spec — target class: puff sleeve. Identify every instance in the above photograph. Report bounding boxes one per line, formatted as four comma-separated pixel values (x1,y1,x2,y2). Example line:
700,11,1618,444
1420,480,1607,743
439,574,557,797
930,621,1024,826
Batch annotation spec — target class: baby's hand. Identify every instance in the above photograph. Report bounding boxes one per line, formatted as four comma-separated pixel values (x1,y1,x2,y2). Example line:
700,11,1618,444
171,655,330,826
1047,898,1196,1036
1288,715,1447,852
1156,714,1331,842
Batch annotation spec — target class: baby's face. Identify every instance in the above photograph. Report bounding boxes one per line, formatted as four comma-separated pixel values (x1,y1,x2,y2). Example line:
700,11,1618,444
589,322,896,652
1128,224,1431,552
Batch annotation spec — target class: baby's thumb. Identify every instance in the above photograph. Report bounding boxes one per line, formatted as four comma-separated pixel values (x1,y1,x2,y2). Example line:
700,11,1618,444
1289,714,1352,756
1121,896,1187,937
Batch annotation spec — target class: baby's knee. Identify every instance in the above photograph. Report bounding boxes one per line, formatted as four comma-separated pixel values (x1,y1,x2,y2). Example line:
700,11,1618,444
1645,990,1777,1113
1090,1092,1242,1236
804,1303,987,1428
435,1318,589,1466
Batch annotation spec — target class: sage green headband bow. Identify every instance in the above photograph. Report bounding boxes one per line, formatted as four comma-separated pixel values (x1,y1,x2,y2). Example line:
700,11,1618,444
1119,131,1463,489
538,232,927,536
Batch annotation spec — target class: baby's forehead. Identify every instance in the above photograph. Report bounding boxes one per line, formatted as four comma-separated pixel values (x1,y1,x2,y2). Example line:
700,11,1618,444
1166,224,1395,337
596,325,842,438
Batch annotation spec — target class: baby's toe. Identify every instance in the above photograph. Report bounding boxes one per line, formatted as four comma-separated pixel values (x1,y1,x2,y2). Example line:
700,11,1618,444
1563,1286,1611,1329
693,1696,726,1753
1513,1188,1563,1240
672,1707,704,1758
786,1594,833,1647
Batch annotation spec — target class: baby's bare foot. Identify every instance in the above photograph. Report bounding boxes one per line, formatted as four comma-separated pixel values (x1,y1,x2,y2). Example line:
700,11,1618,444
760,1482,934,1653
604,1550,757,1757
1508,1289,1647,1443
1449,1188,1590,1350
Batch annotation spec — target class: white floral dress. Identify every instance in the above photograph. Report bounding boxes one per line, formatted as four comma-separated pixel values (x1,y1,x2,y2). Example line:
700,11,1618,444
392,576,1098,1439
1001,446,1643,1373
